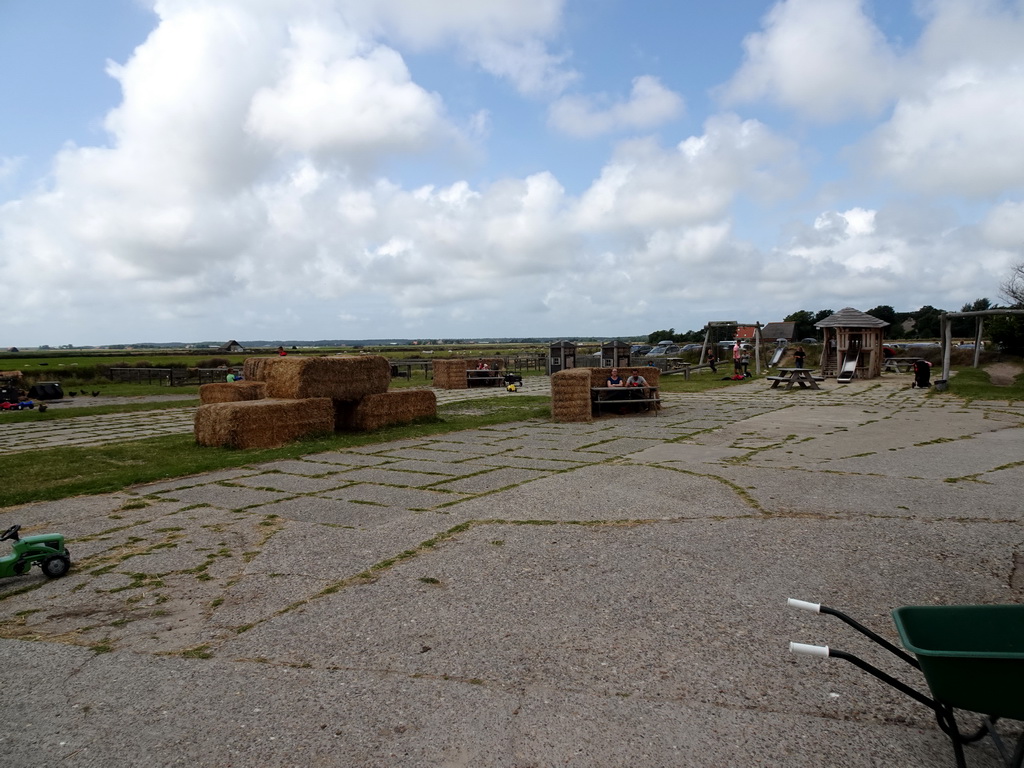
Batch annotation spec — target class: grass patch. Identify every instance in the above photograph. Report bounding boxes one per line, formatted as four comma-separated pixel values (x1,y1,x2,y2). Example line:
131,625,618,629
0,396,551,507
0,398,198,423
946,365,1024,402
656,373,759,393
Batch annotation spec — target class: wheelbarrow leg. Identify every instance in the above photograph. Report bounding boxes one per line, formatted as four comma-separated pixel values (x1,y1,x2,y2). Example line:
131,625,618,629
983,718,1024,768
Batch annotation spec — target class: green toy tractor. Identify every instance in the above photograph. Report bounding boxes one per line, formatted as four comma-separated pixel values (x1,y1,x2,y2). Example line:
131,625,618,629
0,524,71,579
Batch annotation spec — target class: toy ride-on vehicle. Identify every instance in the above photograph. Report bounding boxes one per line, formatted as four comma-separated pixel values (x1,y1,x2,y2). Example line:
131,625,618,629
0,524,72,579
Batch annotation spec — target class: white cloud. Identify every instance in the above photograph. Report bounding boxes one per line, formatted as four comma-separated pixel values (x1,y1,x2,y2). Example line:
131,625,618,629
548,76,684,138
981,200,1024,249
573,114,801,232
339,0,576,96
721,0,900,121
857,66,1024,198
246,22,449,160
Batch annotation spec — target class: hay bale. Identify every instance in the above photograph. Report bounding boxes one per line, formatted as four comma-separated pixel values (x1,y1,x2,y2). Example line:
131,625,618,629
432,358,504,389
550,368,592,423
335,389,437,432
194,398,334,449
199,381,267,404
242,357,277,382
256,355,390,400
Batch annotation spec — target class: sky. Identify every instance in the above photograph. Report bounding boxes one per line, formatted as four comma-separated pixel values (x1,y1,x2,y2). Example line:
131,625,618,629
2,0,1023,347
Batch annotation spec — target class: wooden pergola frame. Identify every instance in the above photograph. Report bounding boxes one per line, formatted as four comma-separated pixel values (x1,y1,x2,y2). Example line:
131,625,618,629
938,309,1024,381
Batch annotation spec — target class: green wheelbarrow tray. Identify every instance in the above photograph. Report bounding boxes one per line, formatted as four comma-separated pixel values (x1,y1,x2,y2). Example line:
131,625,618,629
790,599,1024,767
894,604,1024,722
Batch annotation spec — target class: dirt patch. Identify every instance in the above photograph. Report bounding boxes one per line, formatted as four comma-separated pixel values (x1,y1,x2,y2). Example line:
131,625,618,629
984,362,1024,386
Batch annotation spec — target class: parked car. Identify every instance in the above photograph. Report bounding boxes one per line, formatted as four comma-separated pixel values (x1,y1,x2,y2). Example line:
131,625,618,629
646,344,680,357
631,345,653,356
680,344,703,352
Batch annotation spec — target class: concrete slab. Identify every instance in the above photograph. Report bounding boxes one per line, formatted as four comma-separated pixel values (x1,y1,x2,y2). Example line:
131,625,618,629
321,484,469,510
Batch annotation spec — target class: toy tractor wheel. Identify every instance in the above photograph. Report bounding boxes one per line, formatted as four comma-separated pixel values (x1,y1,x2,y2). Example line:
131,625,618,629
41,555,71,579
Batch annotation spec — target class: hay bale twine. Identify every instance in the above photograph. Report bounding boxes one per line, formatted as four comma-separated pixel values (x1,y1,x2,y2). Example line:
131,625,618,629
199,381,268,404
335,389,437,432
259,355,390,400
194,398,334,449
551,368,593,423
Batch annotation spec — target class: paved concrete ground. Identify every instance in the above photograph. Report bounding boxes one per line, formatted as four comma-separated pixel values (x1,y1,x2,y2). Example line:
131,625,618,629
2,375,1024,766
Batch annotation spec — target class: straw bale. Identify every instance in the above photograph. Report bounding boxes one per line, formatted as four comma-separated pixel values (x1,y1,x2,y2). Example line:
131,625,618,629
335,389,437,432
242,356,278,382
194,398,334,449
0,371,25,387
199,381,267,404
432,358,504,389
550,368,593,423
259,355,390,400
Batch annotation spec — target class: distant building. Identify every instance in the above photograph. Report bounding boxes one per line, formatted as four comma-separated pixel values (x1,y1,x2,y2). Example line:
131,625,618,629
217,340,245,353
761,322,796,341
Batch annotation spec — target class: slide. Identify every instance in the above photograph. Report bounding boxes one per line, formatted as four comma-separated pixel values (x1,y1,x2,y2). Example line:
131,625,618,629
837,353,858,383
768,347,786,367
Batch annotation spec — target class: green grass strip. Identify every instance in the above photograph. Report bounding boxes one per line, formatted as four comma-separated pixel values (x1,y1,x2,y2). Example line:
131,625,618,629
0,397,550,507
945,366,1024,402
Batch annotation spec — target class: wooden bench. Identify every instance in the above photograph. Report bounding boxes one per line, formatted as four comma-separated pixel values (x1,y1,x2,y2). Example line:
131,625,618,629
466,370,504,387
591,387,661,416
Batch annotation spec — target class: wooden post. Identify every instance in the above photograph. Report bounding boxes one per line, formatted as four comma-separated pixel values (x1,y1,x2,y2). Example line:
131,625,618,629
973,317,984,368
754,323,762,375
941,315,952,382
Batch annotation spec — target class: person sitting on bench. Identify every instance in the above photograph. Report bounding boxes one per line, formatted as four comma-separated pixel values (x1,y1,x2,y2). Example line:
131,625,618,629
626,369,652,411
625,369,648,388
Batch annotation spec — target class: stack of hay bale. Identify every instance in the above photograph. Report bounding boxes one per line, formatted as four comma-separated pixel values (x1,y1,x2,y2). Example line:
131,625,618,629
195,355,436,449
550,366,661,423
433,358,504,389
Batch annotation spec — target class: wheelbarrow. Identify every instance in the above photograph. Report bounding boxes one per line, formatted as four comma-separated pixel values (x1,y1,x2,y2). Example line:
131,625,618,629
788,598,1024,767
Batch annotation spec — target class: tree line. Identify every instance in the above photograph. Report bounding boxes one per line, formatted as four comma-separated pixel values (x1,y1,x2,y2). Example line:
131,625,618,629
647,281,1024,356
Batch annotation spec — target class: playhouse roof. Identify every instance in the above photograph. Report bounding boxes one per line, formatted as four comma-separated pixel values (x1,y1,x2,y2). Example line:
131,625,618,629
814,307,889,329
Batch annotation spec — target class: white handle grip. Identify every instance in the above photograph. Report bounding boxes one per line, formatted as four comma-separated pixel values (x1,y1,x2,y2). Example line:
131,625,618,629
787,598,821,613
789,642,830,657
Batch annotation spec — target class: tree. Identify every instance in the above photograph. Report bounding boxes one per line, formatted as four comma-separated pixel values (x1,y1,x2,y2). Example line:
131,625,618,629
784,310,816,340
951,298,992,337
865,305,897,326
1001,263,1024,305
911,305,944,339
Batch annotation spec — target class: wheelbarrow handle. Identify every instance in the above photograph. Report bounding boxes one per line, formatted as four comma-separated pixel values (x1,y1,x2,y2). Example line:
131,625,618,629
789,641,830,657
786,598,920,670
788,598,820,613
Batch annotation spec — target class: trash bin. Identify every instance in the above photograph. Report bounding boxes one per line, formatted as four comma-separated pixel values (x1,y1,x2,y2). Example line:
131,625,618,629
934,379,948,392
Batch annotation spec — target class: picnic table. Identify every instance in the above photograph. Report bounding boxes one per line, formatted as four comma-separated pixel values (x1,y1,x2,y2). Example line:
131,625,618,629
883,357,918,373
591,385,661,416
466,370,504,387
767,368,824,390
